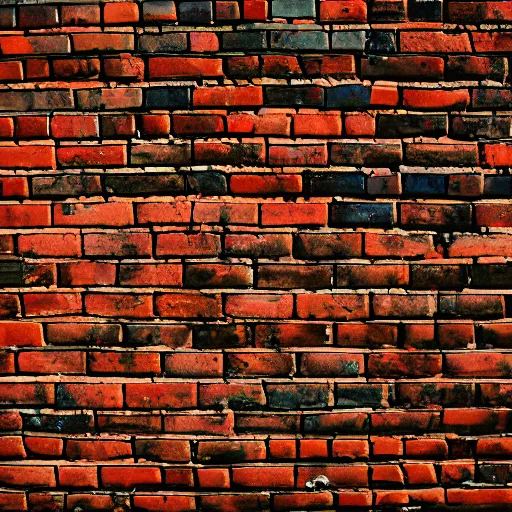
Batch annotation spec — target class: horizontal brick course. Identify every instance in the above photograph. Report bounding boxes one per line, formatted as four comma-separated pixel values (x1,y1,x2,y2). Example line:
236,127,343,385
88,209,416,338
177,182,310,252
0,0,510,508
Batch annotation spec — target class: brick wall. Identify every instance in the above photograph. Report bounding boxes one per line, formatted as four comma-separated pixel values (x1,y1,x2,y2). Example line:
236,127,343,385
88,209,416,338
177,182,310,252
0,0,511,510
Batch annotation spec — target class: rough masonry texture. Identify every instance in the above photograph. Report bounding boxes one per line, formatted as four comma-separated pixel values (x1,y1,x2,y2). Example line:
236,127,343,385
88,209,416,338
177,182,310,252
0,0,511,510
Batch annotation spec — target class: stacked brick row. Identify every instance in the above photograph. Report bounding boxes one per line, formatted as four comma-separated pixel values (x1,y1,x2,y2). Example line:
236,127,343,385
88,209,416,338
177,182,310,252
1,0,512,510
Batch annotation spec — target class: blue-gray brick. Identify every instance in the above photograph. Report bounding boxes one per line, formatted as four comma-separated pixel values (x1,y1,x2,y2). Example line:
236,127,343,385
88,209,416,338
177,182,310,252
271,31,328,50
331,203,395,227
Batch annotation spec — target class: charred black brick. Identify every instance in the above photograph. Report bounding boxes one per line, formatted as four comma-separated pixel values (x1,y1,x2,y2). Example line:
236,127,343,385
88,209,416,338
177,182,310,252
145,88,190,109
179,1,213,23
187,172,227,195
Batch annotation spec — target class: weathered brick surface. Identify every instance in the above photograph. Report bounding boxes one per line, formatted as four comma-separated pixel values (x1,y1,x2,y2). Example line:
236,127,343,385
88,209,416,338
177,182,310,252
0,0,510,509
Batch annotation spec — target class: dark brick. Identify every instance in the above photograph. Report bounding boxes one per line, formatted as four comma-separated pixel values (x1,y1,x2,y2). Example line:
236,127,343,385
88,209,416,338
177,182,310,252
179,1,213,23
306,173,365,196
326,85,371,108
331,203,395,227
408,0,442,20
266,87,324,107
377,113,447,137
145,88,190,109
187,173,227,195
270,31,328,50
222,32,267,50
139,34,188,52
403,175,446,196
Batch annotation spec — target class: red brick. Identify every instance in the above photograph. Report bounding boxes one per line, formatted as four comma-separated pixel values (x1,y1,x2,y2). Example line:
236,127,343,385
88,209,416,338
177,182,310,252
26,59,50,79
16,116,48,138
228,352,295,377
0,62,22,82
200,383,265,408
261,203,327,226
0,466,56,487
294,112,342,136
304,55,355,78
296,293,369,320
23,293,81,316
126,383,197,408
0,322,44,347
62,5,101,25
232,466,294,488
25,437,63,457
403,89,470,110
193,202,258,224
156,292,222,318
226,294,293,318
54,202,133,226
53,58,100,79
0,118,13,138
369,352,442,377
345,112,376,136
0,383,53,405
85,294,153,318
59,467,98,488
83,232,151,258
332,440,369,459
102,115,136,136
18,351,85,374
51,115,98,139
448,489,512,505
197,440,265,462
173,114,224,135
164,411,234,435
262,55,301,77
256,323,330,348
78,88,142,109
337,323,398,348
137,201,191,224
269,143,328,166
193,86,263,107
102,466,161,488
89,351,161,374
217,1,241,19
0,146,55,169
60,262,116,286
190,32,219,52
194,140,264,165
401,31,471,52
58,384,123,409
301,352,364,376
156,232,220,257
120,263,182,286
104,54,144,81
18,233,81,257
226,55,260,77
320,0,367,21
57,145,126,167
46,323,121,346
0,436,25,458
230,174,301,194
227,112,290,135
165,352,222,377
67,495,114,510
225,233,292,257
141,114,170,137
473,32,512,52
149,57,223,78
297,465,368,488
164,467,194,487
135,439,190,462
0,493,26,511
373,294,437,318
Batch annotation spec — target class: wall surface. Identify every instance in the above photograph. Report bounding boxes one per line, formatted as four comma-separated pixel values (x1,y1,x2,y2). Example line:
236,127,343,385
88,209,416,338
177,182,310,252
0,0,511,510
